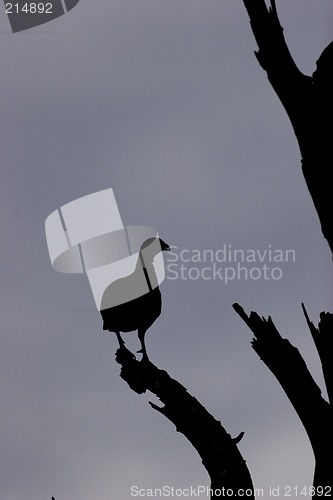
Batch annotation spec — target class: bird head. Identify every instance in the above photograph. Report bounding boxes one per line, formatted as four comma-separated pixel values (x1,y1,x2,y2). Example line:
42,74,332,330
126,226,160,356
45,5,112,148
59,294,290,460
138,238,170,270
136,237,170,285
158,238,171,252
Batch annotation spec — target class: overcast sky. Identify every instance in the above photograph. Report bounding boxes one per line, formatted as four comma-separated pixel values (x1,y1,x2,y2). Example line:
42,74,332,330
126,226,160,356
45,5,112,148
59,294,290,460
1,1,333,499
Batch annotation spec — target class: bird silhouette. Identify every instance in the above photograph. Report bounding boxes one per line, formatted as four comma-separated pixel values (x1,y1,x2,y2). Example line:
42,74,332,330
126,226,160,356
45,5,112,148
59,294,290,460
100,237,170,360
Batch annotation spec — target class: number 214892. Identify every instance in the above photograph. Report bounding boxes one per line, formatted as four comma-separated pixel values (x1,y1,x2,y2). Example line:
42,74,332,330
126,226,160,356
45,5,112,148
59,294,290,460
5,3,53,14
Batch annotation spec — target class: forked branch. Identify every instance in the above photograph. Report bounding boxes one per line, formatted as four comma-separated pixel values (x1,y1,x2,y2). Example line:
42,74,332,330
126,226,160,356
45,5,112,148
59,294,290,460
242,0,333,254
233,303,333,494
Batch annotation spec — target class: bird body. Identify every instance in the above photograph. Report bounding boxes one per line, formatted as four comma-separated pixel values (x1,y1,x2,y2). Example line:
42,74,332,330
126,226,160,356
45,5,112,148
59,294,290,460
101,287,162,334
100,237,170,359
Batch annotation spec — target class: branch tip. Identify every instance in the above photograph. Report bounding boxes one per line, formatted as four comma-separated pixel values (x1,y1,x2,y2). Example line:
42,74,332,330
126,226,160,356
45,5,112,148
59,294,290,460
149,401,164,412
233,431,245,444
301,303,317,336
232,303,248,321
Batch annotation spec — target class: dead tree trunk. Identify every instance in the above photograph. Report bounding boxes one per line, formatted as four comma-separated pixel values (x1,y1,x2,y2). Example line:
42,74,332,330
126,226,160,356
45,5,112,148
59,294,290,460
115,347,255,499
236,1,333,496
111,3,332,498
242,0,333,255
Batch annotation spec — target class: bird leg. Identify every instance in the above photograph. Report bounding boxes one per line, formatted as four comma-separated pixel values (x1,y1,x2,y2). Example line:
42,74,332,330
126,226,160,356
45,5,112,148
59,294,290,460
115,331,125,349
137,329,149,361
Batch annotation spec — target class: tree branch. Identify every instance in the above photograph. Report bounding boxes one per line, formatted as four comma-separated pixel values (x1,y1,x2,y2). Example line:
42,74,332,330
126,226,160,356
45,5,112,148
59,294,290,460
302,303,333,405
233,303,333,494
115,346,255,499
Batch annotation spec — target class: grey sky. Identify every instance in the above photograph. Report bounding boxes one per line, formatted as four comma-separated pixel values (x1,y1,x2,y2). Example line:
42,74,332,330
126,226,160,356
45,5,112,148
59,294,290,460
1,1,333,498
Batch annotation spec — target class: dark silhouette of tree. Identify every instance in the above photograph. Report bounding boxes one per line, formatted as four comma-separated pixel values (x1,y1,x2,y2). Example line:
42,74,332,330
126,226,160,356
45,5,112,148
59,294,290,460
232,0,333,498
116,348,254,499
98,2,333,499
241,0,333,255
233,303,333,496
